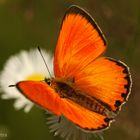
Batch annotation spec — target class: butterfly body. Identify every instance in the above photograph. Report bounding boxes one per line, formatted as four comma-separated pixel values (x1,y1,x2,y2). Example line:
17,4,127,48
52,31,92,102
15,5,132,131
46,78,109,116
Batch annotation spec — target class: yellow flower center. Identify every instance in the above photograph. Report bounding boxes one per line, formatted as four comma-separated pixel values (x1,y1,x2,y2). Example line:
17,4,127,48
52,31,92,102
26,73,45,81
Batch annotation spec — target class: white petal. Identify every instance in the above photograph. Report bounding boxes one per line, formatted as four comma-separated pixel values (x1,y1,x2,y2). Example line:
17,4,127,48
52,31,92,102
24,103,34,113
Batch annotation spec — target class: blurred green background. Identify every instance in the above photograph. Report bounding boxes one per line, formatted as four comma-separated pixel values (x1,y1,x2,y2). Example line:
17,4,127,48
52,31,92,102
0,0,140,140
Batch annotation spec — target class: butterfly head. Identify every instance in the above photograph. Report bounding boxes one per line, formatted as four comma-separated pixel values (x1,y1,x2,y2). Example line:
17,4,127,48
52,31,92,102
44,77,54,86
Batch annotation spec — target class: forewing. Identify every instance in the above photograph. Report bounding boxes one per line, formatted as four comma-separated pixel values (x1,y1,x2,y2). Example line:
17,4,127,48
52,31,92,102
74,57,132,113
16,81,62,115
16,81,113,131
54,6,106,78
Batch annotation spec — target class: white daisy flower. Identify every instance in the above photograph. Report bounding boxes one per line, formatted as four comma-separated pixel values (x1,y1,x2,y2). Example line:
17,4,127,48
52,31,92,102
0,48,53,112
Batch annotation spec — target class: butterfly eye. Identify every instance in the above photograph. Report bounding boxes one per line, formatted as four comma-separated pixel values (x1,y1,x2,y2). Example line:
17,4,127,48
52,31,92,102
45,78,51,86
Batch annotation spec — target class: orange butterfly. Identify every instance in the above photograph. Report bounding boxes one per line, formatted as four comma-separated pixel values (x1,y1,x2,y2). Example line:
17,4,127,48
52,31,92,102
15,6,132,131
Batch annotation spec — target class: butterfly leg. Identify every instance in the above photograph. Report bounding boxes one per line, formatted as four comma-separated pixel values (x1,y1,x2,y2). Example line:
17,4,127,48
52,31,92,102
58,116,61,123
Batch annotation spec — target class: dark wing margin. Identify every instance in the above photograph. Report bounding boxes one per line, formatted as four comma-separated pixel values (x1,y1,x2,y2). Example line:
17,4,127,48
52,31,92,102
61,5,107,46
107,57,132,112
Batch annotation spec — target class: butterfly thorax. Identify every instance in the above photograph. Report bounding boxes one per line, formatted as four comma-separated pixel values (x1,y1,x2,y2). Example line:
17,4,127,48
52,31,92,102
45,78,109,116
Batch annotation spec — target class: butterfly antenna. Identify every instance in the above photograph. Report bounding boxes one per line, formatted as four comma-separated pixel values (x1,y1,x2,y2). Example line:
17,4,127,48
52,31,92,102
37,46,52,78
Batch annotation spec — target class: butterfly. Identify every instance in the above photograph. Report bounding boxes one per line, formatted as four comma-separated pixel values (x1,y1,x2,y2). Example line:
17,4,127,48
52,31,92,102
14,5,132,131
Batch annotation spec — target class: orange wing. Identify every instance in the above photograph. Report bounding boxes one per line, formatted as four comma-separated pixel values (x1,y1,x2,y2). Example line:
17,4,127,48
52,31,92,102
54,6,131,113
61,99,113,131
54,6,106,78
16,81,112,131
16,81,62,115
74,57,131,113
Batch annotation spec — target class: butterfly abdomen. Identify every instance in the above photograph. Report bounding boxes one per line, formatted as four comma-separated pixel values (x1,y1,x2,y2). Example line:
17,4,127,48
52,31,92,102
52,81,108,116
